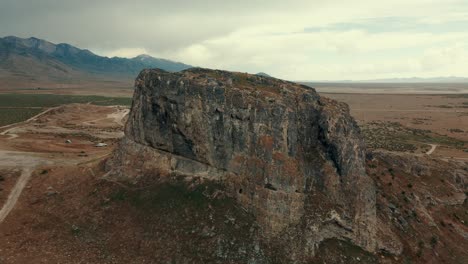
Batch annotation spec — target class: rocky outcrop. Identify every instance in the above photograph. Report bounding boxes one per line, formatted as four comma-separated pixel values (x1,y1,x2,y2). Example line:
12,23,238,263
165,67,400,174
108,68,377,262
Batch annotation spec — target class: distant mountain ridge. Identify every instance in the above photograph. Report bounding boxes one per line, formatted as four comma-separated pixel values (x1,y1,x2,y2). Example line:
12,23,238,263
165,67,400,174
360,77,468,83
301,76,468,83
0,36,192,89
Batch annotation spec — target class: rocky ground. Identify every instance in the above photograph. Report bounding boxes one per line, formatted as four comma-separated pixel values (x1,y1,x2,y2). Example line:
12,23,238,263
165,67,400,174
0,70,466,263
0,146,465,263
368,151,467,264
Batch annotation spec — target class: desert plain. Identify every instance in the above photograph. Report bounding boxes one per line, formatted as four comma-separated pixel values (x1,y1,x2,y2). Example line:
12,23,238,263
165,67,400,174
0,83,466,263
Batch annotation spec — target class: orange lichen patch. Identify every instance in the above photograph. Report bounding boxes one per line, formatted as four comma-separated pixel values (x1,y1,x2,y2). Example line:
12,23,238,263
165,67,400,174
243,157,268,183
322,161,338,176
257,86,282,96
281,158,301,178
232,155,246,164
259,135,274,151
229,155,247,174
246,157,267,169
272,152,286,162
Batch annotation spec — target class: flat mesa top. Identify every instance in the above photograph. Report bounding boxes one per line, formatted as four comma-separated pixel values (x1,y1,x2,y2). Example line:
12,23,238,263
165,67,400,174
137,68,317,97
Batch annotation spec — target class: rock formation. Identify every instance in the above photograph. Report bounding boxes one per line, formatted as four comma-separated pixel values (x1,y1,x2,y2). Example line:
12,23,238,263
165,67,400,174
108,68,377,262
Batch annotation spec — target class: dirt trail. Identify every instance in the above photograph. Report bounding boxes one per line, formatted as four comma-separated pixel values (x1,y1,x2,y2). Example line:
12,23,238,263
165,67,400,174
0,151,47,223
426,144,438,155
0,106,59,139
0,166,34,223
0,149,93,223
81,107,129,127
0,105,127,224
107,108,130,126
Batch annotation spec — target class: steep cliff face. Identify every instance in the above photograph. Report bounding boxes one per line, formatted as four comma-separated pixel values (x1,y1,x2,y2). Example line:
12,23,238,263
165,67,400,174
108,68,377,262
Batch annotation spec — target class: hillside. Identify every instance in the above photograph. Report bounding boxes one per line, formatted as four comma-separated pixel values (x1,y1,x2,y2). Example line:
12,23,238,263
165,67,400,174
0,36,192,89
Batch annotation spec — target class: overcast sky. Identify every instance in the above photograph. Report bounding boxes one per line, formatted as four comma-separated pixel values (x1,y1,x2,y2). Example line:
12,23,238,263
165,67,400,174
1,0,468,80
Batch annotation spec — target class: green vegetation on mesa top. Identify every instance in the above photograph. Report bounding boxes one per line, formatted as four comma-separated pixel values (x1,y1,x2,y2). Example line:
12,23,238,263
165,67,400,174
0,94,132,108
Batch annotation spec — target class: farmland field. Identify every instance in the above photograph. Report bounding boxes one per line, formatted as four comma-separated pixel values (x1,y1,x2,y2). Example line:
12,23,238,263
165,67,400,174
0,94,132,108
0,108,43,126
0,93,132,126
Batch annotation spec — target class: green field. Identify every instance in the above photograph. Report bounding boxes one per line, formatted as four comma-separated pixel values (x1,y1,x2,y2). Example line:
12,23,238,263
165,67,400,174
0,108,44,127
0,94,132,108
0,93,132,127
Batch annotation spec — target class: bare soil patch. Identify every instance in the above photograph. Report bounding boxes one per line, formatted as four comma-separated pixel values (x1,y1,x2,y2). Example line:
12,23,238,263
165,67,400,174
0,169,21,206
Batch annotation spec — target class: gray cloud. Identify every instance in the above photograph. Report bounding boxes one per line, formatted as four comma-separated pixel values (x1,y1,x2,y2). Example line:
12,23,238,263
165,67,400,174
1,0,467,79
0,0,297,50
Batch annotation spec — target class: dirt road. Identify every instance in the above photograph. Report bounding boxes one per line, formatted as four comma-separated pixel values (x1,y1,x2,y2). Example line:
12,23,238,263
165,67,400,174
0,106,59,140
0,105,128,224
81,107,129,127
0,151,47,223
107,108,130,126
0,166,34,223
426,144,438,155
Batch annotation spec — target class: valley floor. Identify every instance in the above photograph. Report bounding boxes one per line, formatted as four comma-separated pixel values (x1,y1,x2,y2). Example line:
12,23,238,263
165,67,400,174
0,92,466,263
324,93,468,159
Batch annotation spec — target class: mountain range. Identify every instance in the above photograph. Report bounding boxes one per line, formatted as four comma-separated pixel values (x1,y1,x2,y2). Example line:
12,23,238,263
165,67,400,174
302,76,468,83
0,36,192,89
2,36,466,90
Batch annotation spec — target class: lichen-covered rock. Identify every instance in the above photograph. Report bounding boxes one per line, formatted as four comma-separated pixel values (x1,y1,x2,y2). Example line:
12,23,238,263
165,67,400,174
108,68,377,262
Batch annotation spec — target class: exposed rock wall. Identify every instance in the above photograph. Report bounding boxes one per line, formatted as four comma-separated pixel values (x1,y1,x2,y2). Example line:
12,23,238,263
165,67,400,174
108,68,377,262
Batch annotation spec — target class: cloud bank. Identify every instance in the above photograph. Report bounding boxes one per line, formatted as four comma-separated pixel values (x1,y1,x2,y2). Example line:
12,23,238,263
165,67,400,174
1,0,467,80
